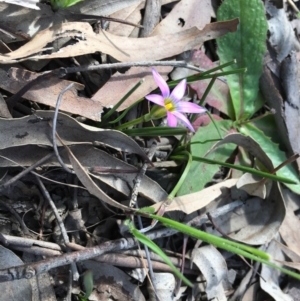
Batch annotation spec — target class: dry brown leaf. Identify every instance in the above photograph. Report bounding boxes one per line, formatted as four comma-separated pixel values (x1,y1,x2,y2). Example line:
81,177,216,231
218,182,286,245
0,144,167,204
108,1,142,37
0,19,239,64
260,238,294,301
0,110,150,163
0,1,145,42
0,0,40,10
150,178,238,214
279,201,300,258
0,68,105,121
191,245,230,300
236,173,271,199
150,0,212,36
273,240,300,271
63,141,135,212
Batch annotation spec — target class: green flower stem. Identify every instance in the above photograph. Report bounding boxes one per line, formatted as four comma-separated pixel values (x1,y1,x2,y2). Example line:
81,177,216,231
199,77,217,107
206,111,223,139
170,155,297,184
109,98,144,125
200,60,237,76
168,151,192,199
123,126,187,136
102,79,144,123
197,68,246,81
115,115,147,130
168,67,245,88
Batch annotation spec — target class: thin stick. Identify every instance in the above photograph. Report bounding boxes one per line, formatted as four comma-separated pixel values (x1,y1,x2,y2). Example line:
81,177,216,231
130,141,157,293
64,60,206,74
0,152,54,192
51,83,75,174
35,176,79,281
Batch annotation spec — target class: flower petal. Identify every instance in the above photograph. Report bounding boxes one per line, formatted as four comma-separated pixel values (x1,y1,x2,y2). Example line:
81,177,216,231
177,101,207,114
145,94,165,106
152,68,170,98
167,111,177,127
170,79,186,101
172,111,195,132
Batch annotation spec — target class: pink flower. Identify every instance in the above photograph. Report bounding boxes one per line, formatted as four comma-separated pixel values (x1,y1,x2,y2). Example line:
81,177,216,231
145,68,206,132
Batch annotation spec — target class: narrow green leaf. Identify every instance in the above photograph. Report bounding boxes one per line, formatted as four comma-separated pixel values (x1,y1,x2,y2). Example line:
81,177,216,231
188,155,297,184
128,221,193,287
148,214,269,259
217,0,268,120
145,213,300,281
102,79,144,123
123,126,187,136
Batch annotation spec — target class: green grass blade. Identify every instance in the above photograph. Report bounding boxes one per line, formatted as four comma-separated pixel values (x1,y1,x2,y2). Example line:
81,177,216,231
145,214,300,281
175,155,297,184
128,221,193,287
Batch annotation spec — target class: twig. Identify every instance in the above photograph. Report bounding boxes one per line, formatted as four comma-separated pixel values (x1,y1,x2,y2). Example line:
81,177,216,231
130,141,157,293
1,234,62,251
0,199,30,236
0,153,54,192
51,83,75,174
0,201,245,282
0,154,84,189
35,176,79,281
0,237,138,282
129,141,157,208
63,60,206,74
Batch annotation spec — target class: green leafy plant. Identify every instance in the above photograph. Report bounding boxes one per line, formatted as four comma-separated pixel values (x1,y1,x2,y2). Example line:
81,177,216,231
114,0,300,288
178,0,300,195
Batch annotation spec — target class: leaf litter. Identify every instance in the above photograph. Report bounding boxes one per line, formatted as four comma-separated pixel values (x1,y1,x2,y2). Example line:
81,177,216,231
0,0,300,300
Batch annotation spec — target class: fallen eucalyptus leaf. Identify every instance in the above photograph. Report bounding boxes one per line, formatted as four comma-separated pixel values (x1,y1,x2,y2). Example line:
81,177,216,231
0,68,103,121
151,273,177,301
266,1,300,62
236,172,271,199
191,245,230,301
260,239,294,301
0,111,149,161
0,145,167,204
150,0,212,36
64,142,135,211
0,0,40,10
0,19,239,63
151,178,237,214
207,182,286,245
0,245,32,300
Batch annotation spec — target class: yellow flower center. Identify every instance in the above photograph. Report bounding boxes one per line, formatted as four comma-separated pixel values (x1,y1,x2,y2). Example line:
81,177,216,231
164,98,175,112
